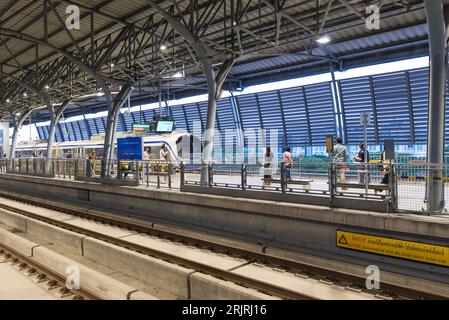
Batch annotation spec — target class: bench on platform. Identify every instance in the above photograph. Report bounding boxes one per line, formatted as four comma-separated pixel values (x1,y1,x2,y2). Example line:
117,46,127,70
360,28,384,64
336,182,389,197
262,178,313,191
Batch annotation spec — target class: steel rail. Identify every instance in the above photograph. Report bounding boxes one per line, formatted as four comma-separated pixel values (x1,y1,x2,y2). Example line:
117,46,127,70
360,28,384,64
0,242,100,300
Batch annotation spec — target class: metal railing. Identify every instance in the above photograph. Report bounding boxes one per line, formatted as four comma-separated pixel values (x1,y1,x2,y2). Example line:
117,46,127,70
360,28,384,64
0,158,177,189
180,160,449,214
181,161,402,213
85,159,177,189
3,157,449,215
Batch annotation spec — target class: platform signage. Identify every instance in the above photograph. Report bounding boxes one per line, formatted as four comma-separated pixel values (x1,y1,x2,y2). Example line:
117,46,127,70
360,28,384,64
336,230,449,267
117,137,143,160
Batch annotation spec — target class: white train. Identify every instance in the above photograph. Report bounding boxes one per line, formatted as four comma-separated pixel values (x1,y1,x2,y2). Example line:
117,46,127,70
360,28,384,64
14,131,201,163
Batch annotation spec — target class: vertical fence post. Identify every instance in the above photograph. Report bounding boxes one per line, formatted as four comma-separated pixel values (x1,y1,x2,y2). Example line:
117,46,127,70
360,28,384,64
146,161,150,188
208,163,213,187
280,162,286,194
135,161,139,184
389,161,398,212
329,162,335,207
180,162,185,188
241,163,246,190
167,162,172,190
157,162,160,189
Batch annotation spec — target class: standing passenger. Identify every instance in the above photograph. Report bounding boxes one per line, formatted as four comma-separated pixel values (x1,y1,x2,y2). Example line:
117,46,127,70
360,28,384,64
333,137,348,188
160,144,168,161
88,150,97,176
143,147,150,161
354,143,369,184
282,147,293,180
380,150,390,185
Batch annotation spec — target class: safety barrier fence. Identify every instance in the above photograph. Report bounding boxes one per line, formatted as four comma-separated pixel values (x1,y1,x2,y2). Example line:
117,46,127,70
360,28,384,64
0,158,177,190
1,158,449,214
180,161,449,215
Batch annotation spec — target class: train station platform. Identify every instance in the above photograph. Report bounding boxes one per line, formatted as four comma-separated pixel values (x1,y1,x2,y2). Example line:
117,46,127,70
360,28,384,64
0,172,448,290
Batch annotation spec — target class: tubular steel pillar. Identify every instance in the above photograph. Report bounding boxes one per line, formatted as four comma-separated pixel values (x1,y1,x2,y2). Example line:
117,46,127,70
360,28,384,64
101,84,134,178
9,109,33,169
45,100,70,172
425,0,447,213
143,0,235,185
199,57,234,185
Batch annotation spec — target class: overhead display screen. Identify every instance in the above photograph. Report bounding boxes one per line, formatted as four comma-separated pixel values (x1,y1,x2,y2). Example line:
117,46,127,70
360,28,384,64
156,120,174,133
132,123,150,132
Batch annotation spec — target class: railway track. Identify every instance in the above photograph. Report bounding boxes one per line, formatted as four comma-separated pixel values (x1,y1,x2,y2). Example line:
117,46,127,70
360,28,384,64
0,242,99,300
0,190,444,300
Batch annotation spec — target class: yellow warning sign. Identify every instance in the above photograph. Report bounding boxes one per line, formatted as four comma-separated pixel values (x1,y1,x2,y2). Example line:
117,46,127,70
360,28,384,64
336,230,449,267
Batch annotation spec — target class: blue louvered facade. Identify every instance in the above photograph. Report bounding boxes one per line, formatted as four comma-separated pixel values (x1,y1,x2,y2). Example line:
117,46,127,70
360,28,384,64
34,66,449,150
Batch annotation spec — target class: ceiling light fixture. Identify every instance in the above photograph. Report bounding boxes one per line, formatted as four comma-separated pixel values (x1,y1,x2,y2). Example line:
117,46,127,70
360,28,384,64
316,35,331,44
160,45,167,51
172,71,183,78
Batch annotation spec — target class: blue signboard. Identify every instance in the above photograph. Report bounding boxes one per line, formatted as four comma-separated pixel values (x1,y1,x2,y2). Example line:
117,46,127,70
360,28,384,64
117,137,143,160
0,129,3,145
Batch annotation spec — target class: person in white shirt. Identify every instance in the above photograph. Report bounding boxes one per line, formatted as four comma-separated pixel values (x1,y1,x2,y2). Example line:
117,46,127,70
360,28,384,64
159,144,168,160
143,147,150,161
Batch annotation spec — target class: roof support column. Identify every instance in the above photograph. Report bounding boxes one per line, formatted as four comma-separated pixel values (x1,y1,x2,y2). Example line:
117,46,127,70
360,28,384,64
101,84,134,178
142,0,236,185
199,55,234,185
45,100,70,172
424,0,447,213
8,109,33,170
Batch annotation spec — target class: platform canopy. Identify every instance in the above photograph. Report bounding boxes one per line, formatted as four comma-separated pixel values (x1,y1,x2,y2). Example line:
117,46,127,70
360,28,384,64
0,0,434,123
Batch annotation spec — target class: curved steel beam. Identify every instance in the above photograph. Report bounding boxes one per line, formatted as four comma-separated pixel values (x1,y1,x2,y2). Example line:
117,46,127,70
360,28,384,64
46,100,71,172
0,27,131,87
8,107,34,167
142,0,220,58
144,0,236,185
1,72,58,103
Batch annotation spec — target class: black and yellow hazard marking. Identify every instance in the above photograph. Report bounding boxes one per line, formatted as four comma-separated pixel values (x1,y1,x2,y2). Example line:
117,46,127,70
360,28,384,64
336,230,449,268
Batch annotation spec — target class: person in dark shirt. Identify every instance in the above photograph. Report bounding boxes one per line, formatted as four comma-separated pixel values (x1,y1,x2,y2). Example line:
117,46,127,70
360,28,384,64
354,143,369,184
